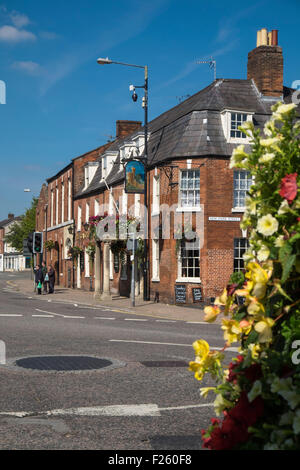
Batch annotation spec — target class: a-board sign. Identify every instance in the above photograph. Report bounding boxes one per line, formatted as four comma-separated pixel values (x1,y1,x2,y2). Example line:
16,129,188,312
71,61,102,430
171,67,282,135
175,284,186,303
80,251,84,273
192,287,203,302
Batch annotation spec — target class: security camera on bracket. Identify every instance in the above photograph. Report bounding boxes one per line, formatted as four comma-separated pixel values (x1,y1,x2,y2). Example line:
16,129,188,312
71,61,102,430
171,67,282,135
129,84,138,102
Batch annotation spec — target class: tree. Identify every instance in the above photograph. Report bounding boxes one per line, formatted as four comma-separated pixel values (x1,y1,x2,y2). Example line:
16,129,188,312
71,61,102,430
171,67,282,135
4,197,38,252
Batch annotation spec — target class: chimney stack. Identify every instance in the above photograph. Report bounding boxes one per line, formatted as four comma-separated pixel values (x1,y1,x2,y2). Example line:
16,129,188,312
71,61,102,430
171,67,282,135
248,28,283,97
8,213,14,219
116,120,142,139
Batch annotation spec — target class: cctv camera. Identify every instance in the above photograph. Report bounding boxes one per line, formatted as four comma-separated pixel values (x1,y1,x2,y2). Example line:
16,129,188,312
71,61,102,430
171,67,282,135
132,91,138,102
129,85,135,91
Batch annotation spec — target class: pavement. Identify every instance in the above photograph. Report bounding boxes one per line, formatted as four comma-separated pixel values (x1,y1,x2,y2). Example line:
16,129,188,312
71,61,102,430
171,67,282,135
7,274,211,323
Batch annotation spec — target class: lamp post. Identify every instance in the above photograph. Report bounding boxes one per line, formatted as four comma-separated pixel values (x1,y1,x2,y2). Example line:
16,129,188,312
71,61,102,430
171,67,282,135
97,57,149,301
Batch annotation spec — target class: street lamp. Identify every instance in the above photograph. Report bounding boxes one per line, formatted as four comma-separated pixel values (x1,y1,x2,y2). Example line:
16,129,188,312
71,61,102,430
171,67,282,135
97,57,149,301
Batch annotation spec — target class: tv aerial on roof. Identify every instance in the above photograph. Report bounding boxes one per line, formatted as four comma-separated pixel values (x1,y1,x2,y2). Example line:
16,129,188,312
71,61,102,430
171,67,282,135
195,56,216,81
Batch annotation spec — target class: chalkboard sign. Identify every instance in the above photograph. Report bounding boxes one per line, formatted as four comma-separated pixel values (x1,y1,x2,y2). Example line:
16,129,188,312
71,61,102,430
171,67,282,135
80,252,84,273
192,287,203,303
175,285,186,303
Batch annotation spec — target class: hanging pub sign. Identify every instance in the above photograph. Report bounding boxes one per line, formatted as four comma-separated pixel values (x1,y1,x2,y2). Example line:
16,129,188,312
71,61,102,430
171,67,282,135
125,160,145,194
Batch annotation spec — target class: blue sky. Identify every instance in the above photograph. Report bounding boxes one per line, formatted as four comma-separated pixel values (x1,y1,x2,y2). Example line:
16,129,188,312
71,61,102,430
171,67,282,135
0,0,300,220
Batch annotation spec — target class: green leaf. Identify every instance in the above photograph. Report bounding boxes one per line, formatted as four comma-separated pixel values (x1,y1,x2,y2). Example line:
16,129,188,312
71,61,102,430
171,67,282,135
244,330,259,347
289,232,300,244
281,254,296,283
279,242,292,263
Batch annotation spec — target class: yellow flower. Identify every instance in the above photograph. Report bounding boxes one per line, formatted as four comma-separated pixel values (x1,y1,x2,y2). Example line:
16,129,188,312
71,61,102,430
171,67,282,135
260,137,281,147
221,319,242,344
257,214,279,236
235,280,253,297
248,343,261,359
259,152,275,163
214,288,228,305
254,317,274,343
247,298,265,316
199,387,216,398
275,235,285,247
214,394,233,416
273,103,296,121
192,339,209,358
204,305,221,323
246,262,269,284
189,340,223,381
229,145,249,169
257,245,270,262
251,282,267,300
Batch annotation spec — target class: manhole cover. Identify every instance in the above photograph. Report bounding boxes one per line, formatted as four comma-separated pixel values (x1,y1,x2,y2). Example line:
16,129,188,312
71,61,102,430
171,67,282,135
140,361,189,368
15,356,112,371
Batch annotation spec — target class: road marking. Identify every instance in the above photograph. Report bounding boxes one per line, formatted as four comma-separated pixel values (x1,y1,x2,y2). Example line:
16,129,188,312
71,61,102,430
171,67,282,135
0,314,23,317
186,321,209,325
109,339,239,352
110,339,192,347
95,317,116,320
63,316,85,319
155,320,177,323
0,404,160,418
0,402,214,418
124,318,148,322
32,314,54,318
35,309,64,317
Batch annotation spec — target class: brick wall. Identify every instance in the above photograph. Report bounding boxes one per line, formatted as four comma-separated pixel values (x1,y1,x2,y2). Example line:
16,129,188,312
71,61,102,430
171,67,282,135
247,45,283,97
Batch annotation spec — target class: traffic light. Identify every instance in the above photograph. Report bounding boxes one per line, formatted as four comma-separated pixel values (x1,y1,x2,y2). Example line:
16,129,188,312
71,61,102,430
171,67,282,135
27,232,34,253
33,232,43,254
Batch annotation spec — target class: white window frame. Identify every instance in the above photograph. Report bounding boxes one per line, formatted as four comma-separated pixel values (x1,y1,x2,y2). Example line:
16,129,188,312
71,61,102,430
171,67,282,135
152,239,160,282
61,181,65,223
68,178,72,221
77,206,82,231
177,169,201,212
234,238,249,272
94,199,100,216
85,248,90,277
55,185,59,226
109,249,113,280
176,238,201,283
122,190,128,215
152,174,160,216
86,202,90,223
134,194,140,218
221,109,253,144
232,170,253,211
51,188,54,227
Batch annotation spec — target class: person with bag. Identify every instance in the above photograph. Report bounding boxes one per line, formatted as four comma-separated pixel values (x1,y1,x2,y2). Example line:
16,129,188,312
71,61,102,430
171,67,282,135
48,264,55,294
35,265,44,295
42,261,48,294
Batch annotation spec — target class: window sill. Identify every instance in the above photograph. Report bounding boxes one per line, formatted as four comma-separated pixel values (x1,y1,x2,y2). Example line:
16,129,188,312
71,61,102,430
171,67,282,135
176,207,201,213
151,278,160,282
231,208,245,213
151,211,160,217
175,278,201,284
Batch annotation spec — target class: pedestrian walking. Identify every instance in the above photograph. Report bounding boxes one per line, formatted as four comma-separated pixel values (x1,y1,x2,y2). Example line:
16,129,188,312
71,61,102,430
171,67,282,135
48,264,55,294
35,265,44,295
42,261,48,294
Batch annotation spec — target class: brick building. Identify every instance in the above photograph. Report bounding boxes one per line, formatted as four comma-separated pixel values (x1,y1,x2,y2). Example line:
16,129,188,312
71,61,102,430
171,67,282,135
36,29,299,303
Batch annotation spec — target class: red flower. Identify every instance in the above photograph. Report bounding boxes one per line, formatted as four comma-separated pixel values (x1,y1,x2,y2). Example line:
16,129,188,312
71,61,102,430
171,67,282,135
227,355,244,383
229,392,264,427
226,283,239,297
279,173,298,204
243,363,262,383
203,415,249,450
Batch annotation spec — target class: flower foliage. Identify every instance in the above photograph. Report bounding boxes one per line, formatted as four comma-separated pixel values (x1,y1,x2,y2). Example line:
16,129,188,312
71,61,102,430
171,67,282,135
190,102,300,450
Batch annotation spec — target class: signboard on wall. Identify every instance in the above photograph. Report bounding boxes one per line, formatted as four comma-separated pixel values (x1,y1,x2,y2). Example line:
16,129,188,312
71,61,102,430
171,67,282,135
125,160,145,194
192,287,203,303
175,284,186,304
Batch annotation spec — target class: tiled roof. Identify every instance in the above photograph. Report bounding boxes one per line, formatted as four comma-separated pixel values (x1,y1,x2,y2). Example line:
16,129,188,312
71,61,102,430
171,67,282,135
74,78,299,198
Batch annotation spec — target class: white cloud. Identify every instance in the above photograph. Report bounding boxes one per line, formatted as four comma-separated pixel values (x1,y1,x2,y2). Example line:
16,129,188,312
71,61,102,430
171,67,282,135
0,25,36,42
9,11,30,29
12,61,43,76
